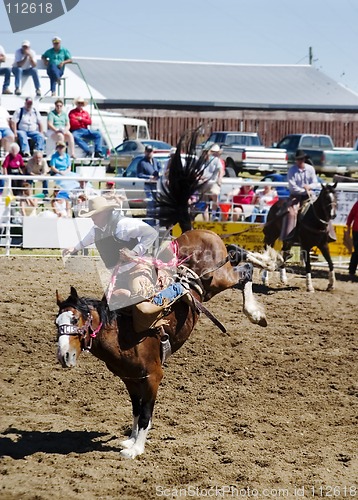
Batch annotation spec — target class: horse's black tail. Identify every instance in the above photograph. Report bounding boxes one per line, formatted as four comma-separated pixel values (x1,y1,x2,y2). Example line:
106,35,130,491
155,128,206,232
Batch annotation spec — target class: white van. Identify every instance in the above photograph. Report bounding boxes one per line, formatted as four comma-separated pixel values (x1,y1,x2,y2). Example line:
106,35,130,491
89,110,150,151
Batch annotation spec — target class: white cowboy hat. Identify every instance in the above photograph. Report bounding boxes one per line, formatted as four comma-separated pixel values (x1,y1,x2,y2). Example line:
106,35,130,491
210,143,222,153
74,96,88,106
78,196,119,218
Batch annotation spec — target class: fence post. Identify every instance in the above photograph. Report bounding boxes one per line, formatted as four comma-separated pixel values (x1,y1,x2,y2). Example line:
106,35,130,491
3,178,13,257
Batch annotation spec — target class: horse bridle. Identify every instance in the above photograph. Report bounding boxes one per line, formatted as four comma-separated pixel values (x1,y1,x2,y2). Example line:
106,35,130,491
56,312,102,351
308,189,337,226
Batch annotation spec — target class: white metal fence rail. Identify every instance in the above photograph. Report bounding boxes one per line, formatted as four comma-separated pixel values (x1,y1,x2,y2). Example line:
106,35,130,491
1,174,357,257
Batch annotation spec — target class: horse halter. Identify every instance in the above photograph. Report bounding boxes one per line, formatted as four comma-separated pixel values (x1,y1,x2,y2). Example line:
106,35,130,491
309,188,337,225
56,311,102,351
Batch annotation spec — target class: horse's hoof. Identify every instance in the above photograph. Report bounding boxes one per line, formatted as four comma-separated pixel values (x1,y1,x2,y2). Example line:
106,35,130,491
327,285,335,291
258,317,268,327
120,446,143,459
306,288,315,293
120,438,135,449
248,311,267,327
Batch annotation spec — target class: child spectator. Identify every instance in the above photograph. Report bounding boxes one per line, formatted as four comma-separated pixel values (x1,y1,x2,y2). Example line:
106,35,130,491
19,182,38,217
51,186,71,218
250,182,279,223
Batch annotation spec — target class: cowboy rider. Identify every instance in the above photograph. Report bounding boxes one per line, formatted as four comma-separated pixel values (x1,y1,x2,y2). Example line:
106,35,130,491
63,196,188,332
280,149,336,253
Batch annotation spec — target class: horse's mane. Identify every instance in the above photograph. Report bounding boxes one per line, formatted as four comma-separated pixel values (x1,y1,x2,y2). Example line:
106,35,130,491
155,128,206,232
60,296,116,327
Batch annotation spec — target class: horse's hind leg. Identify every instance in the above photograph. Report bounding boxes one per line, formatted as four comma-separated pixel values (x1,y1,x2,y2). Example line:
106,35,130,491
319,243,336,290
233,263,267,327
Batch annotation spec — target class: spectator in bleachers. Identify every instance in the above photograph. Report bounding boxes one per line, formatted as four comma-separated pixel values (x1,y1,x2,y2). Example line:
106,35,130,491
41,37,72,97
51,186,71,218
49,141,71,176
47,99,76,158
69,97,104,158
101,180,127,205
0,45,12,95
0,99,15,154
2,142,25,194
250,181,279,223
228,183,255,221
12,40,41,96
19,182,38,217
70,179,99,218
11,97,45,157
25,150,49,195
200,145,224,221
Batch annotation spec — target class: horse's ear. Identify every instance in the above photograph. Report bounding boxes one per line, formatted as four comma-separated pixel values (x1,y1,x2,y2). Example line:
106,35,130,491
56,290,63,306
70,286,79,301
332,181,338,189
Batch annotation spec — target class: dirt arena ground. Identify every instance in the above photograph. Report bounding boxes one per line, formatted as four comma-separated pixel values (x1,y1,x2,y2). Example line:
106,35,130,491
0,256,357,500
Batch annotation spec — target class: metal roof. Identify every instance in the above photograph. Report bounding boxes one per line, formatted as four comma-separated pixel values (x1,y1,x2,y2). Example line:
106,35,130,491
69,58,358,111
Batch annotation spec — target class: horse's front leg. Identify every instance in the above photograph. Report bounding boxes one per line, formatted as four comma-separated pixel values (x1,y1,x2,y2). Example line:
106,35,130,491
302,247,314,292
261,269,269,286
120,372,162,459
120,393,140,450
319,243,335,291
233,263,267,327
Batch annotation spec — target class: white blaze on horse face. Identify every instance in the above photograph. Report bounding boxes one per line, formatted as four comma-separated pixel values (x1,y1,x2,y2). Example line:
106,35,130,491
56,311,79,368
329,192,336,218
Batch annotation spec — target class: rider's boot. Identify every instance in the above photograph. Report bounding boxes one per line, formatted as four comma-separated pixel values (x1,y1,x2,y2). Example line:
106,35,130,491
133,283,189,333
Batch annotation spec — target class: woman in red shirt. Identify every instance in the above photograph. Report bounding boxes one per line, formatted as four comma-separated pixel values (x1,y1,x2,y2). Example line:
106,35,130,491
2,142,25,194
346,200,358,280
229,184,255,221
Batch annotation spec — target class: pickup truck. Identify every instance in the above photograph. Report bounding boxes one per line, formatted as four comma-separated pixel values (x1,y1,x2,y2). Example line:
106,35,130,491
275,134,358,176
199,131,288,175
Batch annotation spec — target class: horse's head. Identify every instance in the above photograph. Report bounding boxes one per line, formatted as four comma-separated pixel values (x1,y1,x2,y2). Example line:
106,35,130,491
320,182,338,220
56,286,99,368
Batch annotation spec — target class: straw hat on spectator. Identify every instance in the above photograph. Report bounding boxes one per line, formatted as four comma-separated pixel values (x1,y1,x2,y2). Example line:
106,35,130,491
74,96,88,106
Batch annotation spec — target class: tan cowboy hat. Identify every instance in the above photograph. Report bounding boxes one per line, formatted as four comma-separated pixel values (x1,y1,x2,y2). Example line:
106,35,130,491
78,196,119,218
74,96,88,106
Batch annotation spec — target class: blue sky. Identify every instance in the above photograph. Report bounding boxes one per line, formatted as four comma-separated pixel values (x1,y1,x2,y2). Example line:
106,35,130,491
1,0,358,92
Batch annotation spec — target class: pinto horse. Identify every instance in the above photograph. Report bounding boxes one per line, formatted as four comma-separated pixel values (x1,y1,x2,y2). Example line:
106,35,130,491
262,183,338,292
56,229,270,459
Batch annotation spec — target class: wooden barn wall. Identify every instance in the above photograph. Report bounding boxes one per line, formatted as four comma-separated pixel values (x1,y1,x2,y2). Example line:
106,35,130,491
112,109,358,147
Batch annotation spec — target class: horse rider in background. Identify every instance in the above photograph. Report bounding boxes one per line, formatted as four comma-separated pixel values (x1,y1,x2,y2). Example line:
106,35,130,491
281,149,336,249
63,196,188,332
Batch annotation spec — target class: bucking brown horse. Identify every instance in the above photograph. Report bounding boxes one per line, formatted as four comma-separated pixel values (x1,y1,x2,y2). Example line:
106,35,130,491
56,229,270,459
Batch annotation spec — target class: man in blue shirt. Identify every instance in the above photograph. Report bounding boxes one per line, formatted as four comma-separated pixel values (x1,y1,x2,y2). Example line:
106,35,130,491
137,145,159,225
137,145,159,179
